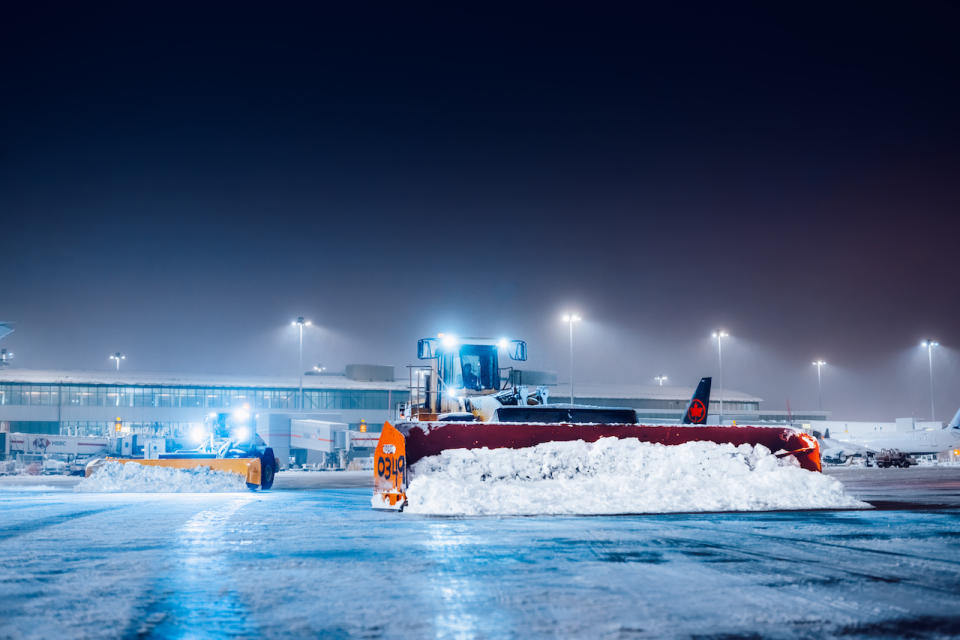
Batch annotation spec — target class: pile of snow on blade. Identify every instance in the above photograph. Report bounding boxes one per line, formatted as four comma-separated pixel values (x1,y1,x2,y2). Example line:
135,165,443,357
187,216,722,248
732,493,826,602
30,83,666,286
77,461,247,493
404,438,867,515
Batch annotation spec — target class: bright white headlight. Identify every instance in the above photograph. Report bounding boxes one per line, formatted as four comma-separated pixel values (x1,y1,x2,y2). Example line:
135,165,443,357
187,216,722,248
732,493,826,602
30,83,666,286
189,425,208,444
441,333,458,349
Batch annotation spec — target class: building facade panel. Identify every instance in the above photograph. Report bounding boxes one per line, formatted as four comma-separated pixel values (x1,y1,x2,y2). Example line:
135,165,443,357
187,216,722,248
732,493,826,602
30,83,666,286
0,373,409,437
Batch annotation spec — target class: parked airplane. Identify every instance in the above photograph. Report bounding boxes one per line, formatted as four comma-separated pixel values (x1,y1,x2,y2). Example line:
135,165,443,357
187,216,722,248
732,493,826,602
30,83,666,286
822,407,960,459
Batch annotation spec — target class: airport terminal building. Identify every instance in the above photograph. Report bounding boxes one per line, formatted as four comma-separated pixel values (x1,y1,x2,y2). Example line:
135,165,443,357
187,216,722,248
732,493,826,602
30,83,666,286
0,366,407,438
0,367,826,438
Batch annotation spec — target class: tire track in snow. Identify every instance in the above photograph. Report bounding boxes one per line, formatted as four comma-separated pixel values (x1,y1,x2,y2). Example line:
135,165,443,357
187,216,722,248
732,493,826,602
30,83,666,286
535,520,889,626
667,518,960,569
657,523,960,601
134,496,257,639
0,508,124,541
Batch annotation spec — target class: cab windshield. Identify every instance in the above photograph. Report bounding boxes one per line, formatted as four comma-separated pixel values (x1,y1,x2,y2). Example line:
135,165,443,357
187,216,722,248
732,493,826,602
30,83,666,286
444,344,499,391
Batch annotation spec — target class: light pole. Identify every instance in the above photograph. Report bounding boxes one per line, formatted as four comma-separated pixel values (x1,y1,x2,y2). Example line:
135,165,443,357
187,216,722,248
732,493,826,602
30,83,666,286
712,330,729,424
654,375,668,386
292,316,311,410
109,352,126,370
921,339,939,421
811,360,826,411
562,313,581,404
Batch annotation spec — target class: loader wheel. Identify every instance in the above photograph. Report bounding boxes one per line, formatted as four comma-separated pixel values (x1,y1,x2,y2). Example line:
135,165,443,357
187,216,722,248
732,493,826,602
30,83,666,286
259,449,277,490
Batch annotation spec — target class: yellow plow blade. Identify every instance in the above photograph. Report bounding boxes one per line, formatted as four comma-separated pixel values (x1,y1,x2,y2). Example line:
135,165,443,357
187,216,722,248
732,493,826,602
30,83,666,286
91,457,262,488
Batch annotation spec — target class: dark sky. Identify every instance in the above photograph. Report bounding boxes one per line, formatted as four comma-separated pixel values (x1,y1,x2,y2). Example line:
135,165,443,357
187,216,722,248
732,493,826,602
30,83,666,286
2,3,959,420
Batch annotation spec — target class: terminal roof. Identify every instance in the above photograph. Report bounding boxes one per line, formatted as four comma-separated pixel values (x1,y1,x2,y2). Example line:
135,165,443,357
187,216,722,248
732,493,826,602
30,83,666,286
551,382,762,403
0,369,409,391
0,370,764,403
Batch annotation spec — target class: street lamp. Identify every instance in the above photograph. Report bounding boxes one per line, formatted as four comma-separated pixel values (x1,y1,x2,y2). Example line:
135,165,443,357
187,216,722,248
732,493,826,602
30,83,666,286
654,375,668,386
712,330,729,425
562,313,581,404
921,339,939,421
0,348,13,367
109,352,126,370
292,316,312,410
811,360,827,411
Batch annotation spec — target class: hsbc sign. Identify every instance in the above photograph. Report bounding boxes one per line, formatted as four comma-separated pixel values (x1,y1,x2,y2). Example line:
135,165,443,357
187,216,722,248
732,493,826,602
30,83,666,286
8,433,108,455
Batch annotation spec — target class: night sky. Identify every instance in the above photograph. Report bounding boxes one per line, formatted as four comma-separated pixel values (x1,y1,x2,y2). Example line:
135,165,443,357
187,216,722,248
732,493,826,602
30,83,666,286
2,3,958,420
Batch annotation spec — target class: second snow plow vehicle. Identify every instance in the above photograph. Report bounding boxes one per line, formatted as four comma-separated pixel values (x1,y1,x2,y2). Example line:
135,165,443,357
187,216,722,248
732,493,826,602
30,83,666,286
86,409,278,490
372,335,821,510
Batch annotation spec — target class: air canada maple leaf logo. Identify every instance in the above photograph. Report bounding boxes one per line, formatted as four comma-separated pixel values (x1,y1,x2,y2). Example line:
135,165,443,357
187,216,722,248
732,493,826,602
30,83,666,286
687,399,706,423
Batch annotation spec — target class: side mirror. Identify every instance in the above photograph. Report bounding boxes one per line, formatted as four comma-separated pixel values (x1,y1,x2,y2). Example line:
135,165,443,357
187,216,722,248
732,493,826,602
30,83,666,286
417,338,438,360
509,339,527,361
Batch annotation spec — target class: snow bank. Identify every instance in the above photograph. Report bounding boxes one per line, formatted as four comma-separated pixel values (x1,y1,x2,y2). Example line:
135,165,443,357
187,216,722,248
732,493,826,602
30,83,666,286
404,438,868,515
0,484,66,492
0,475,79,490
76,462,247,493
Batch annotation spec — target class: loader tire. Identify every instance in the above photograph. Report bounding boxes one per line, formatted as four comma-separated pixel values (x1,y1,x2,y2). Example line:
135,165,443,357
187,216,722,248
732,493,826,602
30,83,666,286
259,449,277,490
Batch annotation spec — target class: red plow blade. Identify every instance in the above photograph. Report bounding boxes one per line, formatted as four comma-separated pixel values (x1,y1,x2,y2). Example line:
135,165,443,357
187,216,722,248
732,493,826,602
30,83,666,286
372,421,821,510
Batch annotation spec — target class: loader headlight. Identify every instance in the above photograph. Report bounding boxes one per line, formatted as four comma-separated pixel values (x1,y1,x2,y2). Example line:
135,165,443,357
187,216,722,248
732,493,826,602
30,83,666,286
233,426,251,442
440,333,458,349
189,425,208,444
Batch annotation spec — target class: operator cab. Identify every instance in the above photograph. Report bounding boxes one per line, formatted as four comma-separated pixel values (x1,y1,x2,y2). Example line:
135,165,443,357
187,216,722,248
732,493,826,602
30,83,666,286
444,344,499,393
418,335,527,396
414,335,528,415
173,408,264,458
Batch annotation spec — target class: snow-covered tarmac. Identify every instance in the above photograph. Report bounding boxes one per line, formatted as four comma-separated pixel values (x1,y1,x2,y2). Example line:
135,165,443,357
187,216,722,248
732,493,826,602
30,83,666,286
1,468,959,639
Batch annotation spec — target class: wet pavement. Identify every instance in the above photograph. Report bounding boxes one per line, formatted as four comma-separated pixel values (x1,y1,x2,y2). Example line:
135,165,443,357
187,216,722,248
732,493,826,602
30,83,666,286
1,467,959,639
825,466,960,509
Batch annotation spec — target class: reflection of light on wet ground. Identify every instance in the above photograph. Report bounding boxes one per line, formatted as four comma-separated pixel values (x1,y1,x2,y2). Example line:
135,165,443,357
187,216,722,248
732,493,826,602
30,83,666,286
146,496,256,639
427,523,483,639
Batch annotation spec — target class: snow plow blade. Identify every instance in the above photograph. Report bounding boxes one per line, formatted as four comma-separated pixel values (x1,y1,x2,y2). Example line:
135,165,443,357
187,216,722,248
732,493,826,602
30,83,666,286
88,456,265,489
372,421,821,510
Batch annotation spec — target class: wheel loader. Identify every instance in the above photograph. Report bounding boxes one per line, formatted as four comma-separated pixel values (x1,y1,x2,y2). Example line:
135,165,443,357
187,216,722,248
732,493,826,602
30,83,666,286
372,335,821,510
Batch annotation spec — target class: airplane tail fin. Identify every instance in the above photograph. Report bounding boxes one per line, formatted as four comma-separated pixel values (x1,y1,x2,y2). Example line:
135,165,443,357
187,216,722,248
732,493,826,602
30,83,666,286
948,407,960,429
681,377,712,424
